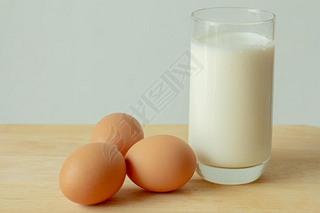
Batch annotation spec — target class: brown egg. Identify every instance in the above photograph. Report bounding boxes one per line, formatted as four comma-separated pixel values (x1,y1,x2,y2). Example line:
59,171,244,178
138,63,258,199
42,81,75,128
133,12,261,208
125,135,196,192
90,113,144,156
59,143,126,205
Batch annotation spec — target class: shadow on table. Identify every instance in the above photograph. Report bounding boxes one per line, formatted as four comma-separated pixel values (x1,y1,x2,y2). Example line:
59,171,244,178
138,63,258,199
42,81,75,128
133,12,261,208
81,145,320,208
82,176,217,208
254,148,320,184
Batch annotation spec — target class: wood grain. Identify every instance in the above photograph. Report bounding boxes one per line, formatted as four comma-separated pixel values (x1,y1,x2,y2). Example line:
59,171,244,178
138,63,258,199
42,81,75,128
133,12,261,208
0,124,319,212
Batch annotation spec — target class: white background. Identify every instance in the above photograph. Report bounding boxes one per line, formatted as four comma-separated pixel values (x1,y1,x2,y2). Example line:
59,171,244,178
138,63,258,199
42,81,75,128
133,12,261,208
1,0,319,125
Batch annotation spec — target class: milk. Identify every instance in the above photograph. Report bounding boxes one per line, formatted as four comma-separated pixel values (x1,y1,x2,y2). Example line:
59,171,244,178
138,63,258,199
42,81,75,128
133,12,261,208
189,32,274,168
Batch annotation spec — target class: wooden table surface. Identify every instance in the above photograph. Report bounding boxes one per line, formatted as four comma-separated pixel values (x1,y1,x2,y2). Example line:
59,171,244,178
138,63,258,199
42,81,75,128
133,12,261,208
0,124,320,212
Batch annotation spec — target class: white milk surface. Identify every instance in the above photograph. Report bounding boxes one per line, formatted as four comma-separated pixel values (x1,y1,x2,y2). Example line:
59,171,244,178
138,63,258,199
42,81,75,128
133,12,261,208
189,32,274,168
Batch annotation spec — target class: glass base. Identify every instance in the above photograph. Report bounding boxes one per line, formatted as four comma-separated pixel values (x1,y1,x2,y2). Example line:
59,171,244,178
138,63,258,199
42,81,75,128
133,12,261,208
196,159,269,185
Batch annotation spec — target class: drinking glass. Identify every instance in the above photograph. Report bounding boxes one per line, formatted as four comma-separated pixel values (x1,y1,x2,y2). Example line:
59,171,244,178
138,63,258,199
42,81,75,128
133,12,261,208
189,7,275,185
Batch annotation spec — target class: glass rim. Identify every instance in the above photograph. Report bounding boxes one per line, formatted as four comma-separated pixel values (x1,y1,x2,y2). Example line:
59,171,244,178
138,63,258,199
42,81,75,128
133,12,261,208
191,7,276,25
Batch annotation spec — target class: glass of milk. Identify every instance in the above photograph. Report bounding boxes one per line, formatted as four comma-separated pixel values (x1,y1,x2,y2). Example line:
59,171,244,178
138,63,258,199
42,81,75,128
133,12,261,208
189,7,275,185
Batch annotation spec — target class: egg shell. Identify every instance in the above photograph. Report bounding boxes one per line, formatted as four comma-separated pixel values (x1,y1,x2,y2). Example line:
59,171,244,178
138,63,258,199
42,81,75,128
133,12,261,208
59,143,126,205
90,113,144,156
125,135,196,192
